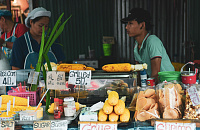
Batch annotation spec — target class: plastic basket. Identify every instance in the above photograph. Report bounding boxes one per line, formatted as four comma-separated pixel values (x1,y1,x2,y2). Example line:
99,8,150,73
7,89,40,106
158,71,181,82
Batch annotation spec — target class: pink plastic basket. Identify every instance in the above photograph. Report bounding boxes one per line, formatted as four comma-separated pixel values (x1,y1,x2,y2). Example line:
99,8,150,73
7,89,40,106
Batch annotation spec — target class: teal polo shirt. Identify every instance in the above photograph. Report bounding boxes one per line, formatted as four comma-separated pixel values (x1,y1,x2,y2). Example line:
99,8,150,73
134,33,175,76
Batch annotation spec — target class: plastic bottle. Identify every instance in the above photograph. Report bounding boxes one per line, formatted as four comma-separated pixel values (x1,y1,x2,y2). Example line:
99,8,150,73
54,98,61,119
59,99,64,116
140,69,147,87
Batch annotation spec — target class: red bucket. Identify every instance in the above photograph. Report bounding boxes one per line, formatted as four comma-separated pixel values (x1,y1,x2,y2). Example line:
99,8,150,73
180,62,198,84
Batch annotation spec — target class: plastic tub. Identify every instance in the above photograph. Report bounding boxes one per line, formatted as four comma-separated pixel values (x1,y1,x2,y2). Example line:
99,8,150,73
158,71,181,82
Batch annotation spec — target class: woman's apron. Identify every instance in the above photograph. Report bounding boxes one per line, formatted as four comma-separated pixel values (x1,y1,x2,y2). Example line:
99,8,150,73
2,24,18,62
23,32,57,69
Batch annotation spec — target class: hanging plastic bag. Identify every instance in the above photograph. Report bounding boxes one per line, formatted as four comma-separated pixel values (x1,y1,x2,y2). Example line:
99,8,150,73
0,49,11,70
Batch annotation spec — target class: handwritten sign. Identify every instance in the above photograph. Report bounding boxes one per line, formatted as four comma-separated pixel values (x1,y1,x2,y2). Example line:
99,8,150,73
1,121,15,130
27,71,39,84
79,122,117,130
0,70,16,86
51,120,68,130
46,71,65,90
155,121,196,130
20,111,37,121
68,70,91,85
187,86,200,106
33,121,51,130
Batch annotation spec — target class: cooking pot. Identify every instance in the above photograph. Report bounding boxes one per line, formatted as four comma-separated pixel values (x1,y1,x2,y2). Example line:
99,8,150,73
180,62,198,84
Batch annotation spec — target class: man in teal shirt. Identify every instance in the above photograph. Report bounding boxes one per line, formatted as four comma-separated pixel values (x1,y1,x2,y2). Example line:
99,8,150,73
121,8,174,83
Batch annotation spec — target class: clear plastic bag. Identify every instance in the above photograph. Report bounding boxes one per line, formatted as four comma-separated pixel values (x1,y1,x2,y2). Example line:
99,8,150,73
134,87,160,121
183,84,200,119
157,81,184,119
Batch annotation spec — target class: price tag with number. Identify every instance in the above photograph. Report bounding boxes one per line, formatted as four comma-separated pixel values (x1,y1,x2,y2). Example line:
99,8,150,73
46,71,66,90
33,120,51,130
79,121,117,130
68,70,91,85
51,120,68,130
0,70,16,86
27,71,39,85
1,121,15,130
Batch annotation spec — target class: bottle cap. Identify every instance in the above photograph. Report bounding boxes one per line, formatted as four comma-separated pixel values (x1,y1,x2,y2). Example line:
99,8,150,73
64,97,74,102
54,98,59,102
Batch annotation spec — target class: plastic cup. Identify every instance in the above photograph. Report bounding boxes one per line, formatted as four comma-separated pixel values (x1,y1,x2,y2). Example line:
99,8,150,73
103,43,112,56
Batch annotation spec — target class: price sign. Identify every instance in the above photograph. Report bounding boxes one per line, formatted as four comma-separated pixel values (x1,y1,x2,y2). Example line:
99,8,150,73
1,121,15,130
20,112,37,121
0,70,16,86
68,70,91,85
27,71,39,84
46,71,65,90
187,86,200,106
51,120,68,130
33,121,51,130
155,121,196,130
79,122,117,130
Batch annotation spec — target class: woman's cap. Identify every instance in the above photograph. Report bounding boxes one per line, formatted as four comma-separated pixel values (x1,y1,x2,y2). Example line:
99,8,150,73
25,7,51,28
0,10,12,17
121,8,151,23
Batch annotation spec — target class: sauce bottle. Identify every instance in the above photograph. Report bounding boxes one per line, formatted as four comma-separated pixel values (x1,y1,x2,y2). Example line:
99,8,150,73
54,98,61,119
59,99,64,116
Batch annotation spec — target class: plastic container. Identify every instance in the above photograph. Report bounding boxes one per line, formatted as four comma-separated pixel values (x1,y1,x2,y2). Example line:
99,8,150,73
140,70,147,87
134,87,160,121
7,89,40,106
158,71,181,82
157,81,184,119
63,97,76,117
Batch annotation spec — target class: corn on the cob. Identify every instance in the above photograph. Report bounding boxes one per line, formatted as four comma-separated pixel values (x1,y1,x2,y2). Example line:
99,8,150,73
102,63,133,72
1,95,28,106
57,63,86,72
85,67,95,71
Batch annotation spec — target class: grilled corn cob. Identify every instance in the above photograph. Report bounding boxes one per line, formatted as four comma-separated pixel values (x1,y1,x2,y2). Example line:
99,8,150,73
102,63,134,72
57,63,86,72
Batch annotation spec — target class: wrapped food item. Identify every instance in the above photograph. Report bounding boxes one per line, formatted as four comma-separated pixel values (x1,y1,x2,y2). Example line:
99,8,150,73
183,84,200,119
157,81,183,119
44,62,58,71
57,63,86,72
102,63,147,72
134,88,160,121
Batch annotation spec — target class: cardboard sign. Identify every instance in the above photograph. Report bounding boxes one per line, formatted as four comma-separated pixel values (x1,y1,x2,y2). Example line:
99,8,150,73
1,121,15,130
51,120,68,130
33,120,51,130
0,70,16,86
155,121,196,130
27,71,39,85
68,70,91,85
46,71,65,90
187,86,200,106
79,122,117,130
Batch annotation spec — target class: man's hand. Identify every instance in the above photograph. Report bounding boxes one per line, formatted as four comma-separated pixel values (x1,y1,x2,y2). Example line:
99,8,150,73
151,57,161,84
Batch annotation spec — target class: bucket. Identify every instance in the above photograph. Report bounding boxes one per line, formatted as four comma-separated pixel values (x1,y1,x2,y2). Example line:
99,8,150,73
181,62,198,84
158,71,181,82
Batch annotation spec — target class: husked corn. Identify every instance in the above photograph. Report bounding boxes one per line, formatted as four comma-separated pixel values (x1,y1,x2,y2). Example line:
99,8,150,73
57,63,86,72
102,63,131,72
1,95,28,106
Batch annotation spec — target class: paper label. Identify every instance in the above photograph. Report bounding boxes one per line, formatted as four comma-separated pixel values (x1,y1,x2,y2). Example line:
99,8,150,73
0,121,15,130
46,71,66,90
27,71,39,85
0,70,16,86
155,121,196,130
51,120,68,130
20,113,37,121
68,70,91,85
79,122,117,130
187,86,200,106
33,120,51,130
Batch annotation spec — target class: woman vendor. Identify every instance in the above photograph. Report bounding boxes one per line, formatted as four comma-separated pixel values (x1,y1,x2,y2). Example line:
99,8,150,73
10,7,65,70
121,8,174,83
0,10,28,62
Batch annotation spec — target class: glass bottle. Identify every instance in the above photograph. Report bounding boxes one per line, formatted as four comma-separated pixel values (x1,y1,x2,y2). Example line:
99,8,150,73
54,98,61,119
